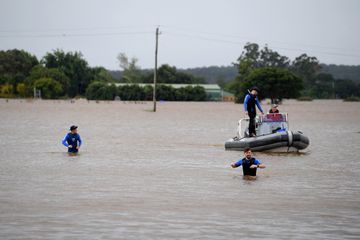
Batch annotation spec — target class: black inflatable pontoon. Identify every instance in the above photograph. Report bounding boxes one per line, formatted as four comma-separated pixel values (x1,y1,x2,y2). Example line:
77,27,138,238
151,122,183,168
225,130,309,152
225,113,310,152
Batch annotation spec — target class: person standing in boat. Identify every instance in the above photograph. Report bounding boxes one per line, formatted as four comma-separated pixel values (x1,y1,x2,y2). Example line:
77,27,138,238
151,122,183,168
62,125,82,154
244,86,264,137
231,147,266,177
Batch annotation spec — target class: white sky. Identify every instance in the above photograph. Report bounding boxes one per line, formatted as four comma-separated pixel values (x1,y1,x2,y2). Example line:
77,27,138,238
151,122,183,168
0,0,359,70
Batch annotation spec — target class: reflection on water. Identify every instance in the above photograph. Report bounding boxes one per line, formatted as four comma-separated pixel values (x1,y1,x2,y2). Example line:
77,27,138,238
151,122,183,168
0,99,359,239
262,151,310,156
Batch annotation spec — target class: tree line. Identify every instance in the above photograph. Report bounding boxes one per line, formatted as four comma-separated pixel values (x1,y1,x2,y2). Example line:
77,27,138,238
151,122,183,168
226,43,360,102
1,47,359,101
0,49,204,100
110,48,360,102
86,82,207,101
109,66,237,86
109,63,360,86
0,49,113,99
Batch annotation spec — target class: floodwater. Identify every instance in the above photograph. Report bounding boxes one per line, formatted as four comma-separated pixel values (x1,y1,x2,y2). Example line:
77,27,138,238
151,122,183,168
0,99,359,239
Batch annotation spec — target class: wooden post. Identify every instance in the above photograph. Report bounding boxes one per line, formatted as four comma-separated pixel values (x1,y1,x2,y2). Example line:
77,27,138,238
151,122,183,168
153,27,159,112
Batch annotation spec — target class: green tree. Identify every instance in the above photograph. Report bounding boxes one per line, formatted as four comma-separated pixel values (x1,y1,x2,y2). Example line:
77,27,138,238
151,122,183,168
143,64,205,84
85,82,117,100
175,86,207,101
33,77,63,99
0,84,14,98
234,43,289,78
291,54,321,92
143,85,153,100
117,53,143,83
191,86,207,101
27,65,70,96
92,67,115,83
16,83,26,97
236,67,303,103
117,84,146,101
259,45,290,68
312,73,335,99
157,85,177,101
235,43,261,77
335,79,360,99
42,49,93,97
0,49,38,92
231,43,291,99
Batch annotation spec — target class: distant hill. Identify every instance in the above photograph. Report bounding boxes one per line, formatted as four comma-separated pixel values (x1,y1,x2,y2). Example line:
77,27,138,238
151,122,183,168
320,64,360,83
108,64,360,84
179,66,238,84
108,66,238,84
108,70,121,80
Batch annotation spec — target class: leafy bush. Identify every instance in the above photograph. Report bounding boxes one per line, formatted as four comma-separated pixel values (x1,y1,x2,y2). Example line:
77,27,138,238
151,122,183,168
86,82,117,100
85,83,207,101
297,96,313,101
343,96,360,102
33,77,63,99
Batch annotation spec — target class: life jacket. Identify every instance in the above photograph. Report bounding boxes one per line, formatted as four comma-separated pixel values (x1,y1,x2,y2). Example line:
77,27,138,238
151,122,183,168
242,157,257,176
66,133,80,152
246,94,257,117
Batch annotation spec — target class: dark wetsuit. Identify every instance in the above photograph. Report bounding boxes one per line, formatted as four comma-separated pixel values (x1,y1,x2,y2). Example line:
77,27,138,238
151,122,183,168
62,133,82,153
234,157,261,176
244,94,263,136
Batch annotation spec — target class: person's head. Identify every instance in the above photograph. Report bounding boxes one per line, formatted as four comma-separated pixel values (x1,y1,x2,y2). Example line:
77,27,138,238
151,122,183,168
70,125,78,134
244,147,252,159
271,104,278,112
250,86,260,96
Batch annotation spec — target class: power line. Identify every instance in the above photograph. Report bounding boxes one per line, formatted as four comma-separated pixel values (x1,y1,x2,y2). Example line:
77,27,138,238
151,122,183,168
0,31,153,38
1,24,359,60
161,25,360,54
164,31,360,59
0,25,158,33
2,23,358,54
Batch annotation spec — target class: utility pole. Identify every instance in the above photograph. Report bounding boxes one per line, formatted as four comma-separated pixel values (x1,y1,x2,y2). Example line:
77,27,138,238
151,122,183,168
153,27,159,112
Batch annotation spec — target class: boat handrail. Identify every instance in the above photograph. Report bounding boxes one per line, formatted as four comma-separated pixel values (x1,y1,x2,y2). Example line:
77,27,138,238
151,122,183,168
237,118,249,138
258,113,288,123
237,113,290,138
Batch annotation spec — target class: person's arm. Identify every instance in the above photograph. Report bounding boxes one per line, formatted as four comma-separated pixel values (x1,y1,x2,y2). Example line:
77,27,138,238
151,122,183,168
250,159,266,169
244,94,250,113
255,97,264,114
231,159,242,168
62,134,69,147
77,134,82,149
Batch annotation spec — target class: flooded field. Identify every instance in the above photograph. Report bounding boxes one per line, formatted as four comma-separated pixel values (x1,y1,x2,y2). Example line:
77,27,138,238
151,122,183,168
0,99,359,239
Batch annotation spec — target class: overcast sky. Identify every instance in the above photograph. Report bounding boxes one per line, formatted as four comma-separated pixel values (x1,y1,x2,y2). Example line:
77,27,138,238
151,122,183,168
1,0,359,70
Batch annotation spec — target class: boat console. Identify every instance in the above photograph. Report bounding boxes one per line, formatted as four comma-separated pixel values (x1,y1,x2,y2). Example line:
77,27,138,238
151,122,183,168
237,113,289,138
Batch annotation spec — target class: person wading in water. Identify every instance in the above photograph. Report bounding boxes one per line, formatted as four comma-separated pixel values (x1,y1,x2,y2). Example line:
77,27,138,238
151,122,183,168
231,147,266,178
244,86,264,137
62,125,82,155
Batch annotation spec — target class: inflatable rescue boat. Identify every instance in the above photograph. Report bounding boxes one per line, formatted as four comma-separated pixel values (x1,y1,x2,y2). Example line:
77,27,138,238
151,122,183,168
225,113,309,152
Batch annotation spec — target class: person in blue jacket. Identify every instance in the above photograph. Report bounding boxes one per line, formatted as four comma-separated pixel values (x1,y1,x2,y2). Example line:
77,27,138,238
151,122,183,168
62,125,82,154
231,147,265,177
244,86,264,137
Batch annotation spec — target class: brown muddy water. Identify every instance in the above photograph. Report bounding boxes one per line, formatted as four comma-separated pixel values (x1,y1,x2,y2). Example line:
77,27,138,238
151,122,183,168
0,99,359,239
